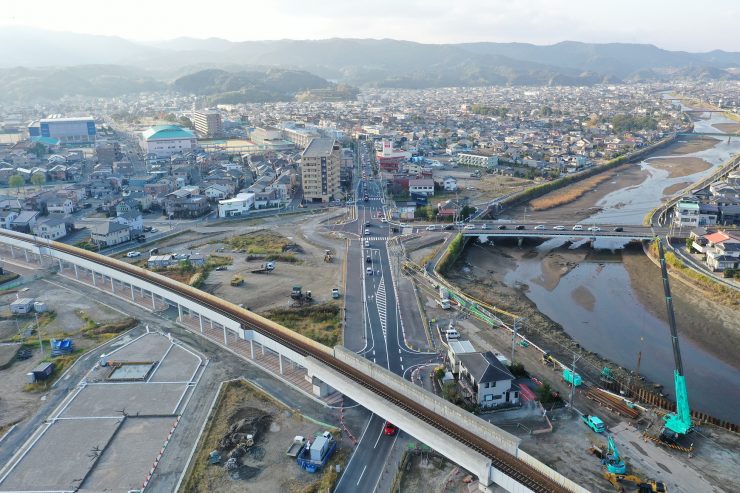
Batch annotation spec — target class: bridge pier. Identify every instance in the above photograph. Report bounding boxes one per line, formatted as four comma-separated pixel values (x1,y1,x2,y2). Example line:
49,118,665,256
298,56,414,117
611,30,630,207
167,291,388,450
517,237,523,247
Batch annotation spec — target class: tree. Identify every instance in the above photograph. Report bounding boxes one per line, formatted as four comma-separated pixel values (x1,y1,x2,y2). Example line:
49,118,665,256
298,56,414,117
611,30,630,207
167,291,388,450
723,268,736,279
685,237,694,251
31,173,46,190
8,174,24,195
536,382,555,404
31,142,46,159
178,116,194,129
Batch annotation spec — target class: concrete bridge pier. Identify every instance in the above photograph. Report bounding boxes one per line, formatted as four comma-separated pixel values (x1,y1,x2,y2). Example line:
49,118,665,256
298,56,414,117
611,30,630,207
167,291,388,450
517,237,523,247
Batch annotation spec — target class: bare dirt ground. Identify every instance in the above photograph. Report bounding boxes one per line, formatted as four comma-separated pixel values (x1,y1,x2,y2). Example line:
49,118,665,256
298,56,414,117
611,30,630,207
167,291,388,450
0,279,131,430
656,137,719,155
622,251,740,368
181,215,345,313
712,122,740,134
662,181,692,196
432,167,534,205
645,156,712,178
183,379,346,493
398,453,471,493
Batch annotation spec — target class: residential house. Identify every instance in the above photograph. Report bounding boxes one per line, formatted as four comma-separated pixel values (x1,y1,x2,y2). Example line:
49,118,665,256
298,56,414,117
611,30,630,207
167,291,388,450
204,184,230,201
114,211,144,232
698,203,719,226
217,192,255,218
90,220,131,247
115,198,140,216
719,205,740,225
46,195,75,214
707,242,740,271
673,198,700,228
437,198,468,219
11,211,39,233
457,351,519,408
447,340,476,373
0,210,19,229
164,189,210,219
33,217,67,240
439,176,458,191
408,178,435,197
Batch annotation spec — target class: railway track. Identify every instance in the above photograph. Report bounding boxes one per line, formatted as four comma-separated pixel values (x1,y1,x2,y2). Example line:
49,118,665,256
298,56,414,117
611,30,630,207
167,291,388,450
3,231,572,493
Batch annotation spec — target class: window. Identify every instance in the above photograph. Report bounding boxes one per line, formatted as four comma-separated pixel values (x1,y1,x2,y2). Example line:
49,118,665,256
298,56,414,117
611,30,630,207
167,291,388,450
484,394,493,401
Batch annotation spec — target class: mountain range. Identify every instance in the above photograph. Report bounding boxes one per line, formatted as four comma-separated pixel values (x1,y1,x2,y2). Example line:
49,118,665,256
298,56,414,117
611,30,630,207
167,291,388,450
1,27,738,101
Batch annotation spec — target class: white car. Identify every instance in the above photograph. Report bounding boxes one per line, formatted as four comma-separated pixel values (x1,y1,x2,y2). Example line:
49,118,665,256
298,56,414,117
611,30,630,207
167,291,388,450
126,251,141,258
553,225,565,230
572,225,584,231
534,225,546,230
480,223,488,230
426,225,437,231
588,226,601,232
463,224,475,230
366,267,373,275
364,229,370,235
150,228,159,233
380,218,387,223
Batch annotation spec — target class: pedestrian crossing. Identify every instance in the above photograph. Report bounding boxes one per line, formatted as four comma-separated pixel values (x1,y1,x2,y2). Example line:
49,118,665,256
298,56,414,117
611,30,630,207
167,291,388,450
363,236,388,242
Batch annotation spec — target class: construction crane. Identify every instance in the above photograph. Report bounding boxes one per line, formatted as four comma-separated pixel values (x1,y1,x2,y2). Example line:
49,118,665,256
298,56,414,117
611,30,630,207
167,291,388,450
603,472,668,493
656,240,693,442
604,435,626,474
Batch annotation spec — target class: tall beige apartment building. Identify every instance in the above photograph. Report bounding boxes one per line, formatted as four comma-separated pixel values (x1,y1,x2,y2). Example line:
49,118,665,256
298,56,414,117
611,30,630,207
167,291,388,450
192,109,222,138
301,138,341,203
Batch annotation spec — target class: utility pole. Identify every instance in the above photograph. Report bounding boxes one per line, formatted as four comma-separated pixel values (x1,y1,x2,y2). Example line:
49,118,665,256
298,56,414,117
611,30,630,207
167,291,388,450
35,311,43,355
568,352,582,412
510,318,523,365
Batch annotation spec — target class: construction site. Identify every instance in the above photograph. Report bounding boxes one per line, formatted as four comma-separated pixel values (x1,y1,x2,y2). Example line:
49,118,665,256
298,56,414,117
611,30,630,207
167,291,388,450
0,331,205,492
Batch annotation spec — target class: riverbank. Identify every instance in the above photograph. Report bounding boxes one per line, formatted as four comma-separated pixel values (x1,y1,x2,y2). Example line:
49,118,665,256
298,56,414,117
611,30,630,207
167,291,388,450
447,239,739,421
645,156,712,178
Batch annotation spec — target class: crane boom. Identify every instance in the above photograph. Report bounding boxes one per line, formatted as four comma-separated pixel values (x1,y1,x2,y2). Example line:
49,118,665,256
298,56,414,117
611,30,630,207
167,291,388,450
657,239,692,437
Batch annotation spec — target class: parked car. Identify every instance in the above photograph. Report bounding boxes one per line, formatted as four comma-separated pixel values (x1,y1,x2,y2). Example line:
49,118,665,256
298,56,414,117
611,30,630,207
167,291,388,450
126,251,141,258
534,225,545,230
553,225,565,230
572,225,583,231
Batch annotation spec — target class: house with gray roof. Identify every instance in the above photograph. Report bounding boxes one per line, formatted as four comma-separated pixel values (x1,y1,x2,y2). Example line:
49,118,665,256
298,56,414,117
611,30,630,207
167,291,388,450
457,351,518,408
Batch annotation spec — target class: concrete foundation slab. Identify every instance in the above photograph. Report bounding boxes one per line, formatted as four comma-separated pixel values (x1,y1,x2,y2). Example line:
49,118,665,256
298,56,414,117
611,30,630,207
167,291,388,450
61,383,185,417
148,344,200,382
79,417,174,492
106,333,172,362
0,418,121,491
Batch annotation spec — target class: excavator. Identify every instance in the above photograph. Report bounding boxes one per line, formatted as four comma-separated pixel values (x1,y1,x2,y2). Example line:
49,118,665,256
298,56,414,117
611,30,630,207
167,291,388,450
604,435,626,474
603,472,668,493
656,240,693,442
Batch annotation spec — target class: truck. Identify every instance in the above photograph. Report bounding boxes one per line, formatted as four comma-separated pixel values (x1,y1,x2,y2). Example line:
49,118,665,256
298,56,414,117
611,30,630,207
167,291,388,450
436,298,451,310
582,414,606,433
286,436,306,458
230,275,244,287
562,368,582,387
296,432,336,473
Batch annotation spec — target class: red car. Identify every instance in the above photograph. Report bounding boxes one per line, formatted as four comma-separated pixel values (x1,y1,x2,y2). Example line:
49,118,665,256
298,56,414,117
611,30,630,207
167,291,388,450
383,421,397,436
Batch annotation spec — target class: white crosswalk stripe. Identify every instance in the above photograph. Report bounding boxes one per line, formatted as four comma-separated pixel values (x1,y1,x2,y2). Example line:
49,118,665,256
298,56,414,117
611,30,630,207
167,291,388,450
363,236,387,241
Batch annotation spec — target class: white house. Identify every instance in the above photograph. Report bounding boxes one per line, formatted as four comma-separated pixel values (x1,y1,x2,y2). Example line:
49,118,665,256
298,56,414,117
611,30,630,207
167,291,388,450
204,184,230,201
91,220,131,247
0,210,18,229
409,178,435,197
218,192,255,218
447,339,476,373
440,176,458,192
113,211,144,232
46,197,75,214
673,198,700,228
33,217,67,240
457,351,518,408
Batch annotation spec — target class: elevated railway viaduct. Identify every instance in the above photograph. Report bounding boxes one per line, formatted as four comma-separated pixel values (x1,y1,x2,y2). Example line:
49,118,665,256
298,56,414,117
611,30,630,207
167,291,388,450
0,230,587,493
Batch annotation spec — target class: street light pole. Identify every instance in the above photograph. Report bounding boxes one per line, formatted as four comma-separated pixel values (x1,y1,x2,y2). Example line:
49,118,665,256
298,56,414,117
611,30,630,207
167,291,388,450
510,318,523,365
568,352,582,412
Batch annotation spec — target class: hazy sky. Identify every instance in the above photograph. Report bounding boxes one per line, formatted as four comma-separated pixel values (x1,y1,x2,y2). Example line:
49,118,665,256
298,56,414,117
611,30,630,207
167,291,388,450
2,0,738,51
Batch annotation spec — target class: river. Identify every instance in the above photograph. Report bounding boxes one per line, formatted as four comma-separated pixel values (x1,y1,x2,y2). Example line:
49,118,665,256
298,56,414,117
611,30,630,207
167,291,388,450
483,109,740,422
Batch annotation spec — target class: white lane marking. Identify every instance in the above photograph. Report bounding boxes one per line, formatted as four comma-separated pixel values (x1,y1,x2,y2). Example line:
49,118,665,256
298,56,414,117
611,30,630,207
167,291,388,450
357,465,367,485
373,427,384,448
401,364,404,370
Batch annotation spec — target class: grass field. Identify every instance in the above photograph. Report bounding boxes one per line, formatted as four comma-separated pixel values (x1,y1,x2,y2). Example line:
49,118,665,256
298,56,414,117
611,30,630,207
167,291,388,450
529,173,613,211
262,304,341,347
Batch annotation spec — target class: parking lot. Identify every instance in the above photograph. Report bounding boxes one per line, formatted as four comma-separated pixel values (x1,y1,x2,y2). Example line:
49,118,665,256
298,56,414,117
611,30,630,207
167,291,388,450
0,332,204,492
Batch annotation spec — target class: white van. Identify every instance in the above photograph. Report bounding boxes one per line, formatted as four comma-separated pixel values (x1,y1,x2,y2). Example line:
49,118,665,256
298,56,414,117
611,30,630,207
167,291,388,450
366,267,373,276
572,224,583,231
445,328,460,340
364,240,370,247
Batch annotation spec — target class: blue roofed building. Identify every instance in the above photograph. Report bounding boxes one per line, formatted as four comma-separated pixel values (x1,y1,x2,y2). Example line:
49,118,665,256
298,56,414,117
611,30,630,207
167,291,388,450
142,125,197,158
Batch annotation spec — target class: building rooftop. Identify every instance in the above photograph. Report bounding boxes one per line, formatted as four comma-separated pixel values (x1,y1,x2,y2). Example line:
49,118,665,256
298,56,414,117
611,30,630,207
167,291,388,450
457,351,514,384
142,125,196,142
302,138,336,158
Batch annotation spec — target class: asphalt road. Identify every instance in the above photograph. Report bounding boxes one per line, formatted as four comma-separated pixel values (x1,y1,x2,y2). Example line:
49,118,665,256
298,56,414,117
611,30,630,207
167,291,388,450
334,162,440,493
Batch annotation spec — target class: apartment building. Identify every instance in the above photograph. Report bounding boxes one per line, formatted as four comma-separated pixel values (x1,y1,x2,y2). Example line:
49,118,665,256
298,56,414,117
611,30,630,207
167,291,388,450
301,138,341,203
458,153,499,168
192,110,222,138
